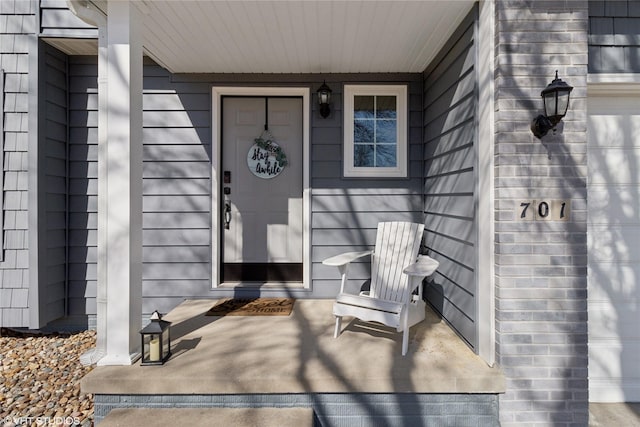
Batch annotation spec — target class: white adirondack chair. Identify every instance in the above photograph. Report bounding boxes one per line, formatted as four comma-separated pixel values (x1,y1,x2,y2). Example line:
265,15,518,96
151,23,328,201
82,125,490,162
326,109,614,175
323,221,440,355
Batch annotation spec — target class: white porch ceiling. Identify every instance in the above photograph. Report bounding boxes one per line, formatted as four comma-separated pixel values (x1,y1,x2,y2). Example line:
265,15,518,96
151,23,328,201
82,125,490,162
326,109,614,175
90,0,474,74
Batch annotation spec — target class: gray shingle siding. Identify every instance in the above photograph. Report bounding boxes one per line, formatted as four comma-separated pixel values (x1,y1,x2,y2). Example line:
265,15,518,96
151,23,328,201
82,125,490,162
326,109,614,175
1,0,96,328
0,0,35,327
589,0,640,72
495,1,589,426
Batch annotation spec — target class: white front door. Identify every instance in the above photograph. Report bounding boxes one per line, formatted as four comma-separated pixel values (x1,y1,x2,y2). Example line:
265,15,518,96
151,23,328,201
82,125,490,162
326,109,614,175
221,97,303,283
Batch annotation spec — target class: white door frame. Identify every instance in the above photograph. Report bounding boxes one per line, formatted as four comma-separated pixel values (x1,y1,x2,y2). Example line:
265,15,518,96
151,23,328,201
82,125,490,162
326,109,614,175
211,87,311,289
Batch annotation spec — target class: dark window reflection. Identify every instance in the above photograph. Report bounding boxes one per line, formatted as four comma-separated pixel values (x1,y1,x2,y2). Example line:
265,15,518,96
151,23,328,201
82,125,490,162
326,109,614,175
354,144,375,167
376,96,396,118
354,119,374,142
376,144,396,167
352,94,397,168
354,96,374,119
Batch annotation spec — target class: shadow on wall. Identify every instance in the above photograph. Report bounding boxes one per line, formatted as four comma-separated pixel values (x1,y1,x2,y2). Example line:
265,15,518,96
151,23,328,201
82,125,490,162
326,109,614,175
488,0,639,422
587,98,640,403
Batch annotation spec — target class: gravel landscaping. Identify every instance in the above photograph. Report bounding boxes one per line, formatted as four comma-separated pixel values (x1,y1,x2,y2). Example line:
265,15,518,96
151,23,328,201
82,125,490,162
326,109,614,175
0,330,96,427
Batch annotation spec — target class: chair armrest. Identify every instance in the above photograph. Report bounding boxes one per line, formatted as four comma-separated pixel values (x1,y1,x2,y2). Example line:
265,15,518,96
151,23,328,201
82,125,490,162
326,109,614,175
322,250,372,267
403,255,440,278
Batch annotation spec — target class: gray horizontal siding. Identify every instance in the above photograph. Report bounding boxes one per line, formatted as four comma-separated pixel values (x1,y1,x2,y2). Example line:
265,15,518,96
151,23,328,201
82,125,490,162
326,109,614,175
423,8,478,350
40,42,68,324
61,58,426,314
39,0,98,38
67,56,96,317
589,0,640,73
65,58,216,314
63,58,215,315
143,179,210,196
310,74,424,293
141,62,212,310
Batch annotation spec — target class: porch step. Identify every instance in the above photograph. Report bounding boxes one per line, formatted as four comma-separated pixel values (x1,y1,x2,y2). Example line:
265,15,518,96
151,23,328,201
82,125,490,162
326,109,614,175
98,407,314,427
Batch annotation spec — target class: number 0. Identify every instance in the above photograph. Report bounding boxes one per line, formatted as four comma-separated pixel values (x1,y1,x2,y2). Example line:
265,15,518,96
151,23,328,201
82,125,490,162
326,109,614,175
538,202,549,218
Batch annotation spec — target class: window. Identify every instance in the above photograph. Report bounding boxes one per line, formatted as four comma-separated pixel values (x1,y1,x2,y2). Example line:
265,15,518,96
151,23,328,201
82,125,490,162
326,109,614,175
343,85,407,177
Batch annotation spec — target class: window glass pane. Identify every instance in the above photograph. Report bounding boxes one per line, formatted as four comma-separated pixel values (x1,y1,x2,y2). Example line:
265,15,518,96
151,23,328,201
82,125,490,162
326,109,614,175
376,96,396,118
354,96,375,118
354,144,375,167
376,120,396,144
354,119,374,142
376,145,397,167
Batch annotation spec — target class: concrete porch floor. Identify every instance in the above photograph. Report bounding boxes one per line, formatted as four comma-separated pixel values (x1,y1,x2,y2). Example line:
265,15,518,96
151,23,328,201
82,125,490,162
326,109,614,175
82,299,504,395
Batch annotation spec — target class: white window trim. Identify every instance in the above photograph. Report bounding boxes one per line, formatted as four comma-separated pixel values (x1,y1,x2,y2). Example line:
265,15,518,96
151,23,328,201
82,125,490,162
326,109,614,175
343,84,408,178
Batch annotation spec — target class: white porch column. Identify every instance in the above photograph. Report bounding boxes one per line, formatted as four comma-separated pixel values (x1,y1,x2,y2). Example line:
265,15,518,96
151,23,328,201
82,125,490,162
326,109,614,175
67,0,108,366
97,1,144,365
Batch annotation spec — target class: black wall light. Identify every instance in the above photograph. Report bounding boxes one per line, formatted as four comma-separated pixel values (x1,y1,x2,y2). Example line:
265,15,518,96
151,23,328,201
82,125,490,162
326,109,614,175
317,81,332,118
531,71,573,139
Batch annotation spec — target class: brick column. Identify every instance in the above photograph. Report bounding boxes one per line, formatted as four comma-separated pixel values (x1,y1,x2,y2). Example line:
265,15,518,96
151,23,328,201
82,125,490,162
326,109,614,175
494,1,589,425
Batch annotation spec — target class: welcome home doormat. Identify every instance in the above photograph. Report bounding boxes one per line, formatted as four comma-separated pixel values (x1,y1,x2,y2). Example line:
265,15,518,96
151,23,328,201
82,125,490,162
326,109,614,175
205,298,295,317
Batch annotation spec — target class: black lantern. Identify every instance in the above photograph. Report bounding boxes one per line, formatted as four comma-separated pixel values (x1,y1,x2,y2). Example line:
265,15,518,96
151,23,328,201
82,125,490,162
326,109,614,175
317,81,332,118
531,71,573,139
140,310,171,365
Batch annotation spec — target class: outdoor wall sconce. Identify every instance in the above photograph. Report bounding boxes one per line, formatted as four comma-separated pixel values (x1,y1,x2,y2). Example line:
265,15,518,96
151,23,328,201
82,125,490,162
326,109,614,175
140,310,172,365
317,81,332,118
531,71,573,139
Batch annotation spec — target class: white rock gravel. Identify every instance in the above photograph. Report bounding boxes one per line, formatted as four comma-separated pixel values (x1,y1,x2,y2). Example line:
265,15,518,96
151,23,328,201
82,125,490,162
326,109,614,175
0,330,96,427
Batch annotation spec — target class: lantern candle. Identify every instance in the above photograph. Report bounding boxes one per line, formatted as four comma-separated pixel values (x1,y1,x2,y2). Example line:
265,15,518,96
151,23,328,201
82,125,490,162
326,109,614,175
140,310,171,365
149,337,160,362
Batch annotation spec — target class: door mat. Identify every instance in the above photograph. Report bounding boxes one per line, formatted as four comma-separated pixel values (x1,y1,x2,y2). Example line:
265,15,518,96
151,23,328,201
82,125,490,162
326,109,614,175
205,298,295,317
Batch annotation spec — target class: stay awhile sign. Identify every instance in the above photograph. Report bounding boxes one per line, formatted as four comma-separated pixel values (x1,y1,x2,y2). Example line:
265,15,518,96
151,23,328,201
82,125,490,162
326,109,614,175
247,137,288,179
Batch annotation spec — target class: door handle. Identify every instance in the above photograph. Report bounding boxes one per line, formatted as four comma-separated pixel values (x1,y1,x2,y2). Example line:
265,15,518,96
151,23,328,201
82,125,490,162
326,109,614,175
224,201,232,229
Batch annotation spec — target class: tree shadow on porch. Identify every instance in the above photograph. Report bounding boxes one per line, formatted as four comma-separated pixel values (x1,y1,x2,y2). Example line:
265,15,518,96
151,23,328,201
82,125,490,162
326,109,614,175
138,297,500,427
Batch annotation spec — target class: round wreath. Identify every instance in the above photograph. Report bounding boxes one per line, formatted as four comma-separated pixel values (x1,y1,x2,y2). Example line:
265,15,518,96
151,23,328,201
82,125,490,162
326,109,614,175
254,136,288,167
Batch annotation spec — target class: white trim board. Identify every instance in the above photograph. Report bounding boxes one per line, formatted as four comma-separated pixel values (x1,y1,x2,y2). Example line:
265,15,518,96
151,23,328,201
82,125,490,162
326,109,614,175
475,0,496,367
588,74,640,96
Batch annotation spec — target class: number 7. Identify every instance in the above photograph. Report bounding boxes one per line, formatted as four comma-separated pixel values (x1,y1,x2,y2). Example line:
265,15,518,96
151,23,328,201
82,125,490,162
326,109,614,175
520,202,531,219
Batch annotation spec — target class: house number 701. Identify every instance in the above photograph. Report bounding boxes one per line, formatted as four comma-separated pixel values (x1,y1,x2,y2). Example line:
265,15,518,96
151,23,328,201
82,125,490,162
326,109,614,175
518,200,570,221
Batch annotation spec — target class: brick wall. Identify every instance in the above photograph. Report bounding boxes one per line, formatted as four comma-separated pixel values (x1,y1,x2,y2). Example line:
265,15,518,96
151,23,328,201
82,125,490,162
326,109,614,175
0,0,35,327
94,393,500,426
495,1,589,425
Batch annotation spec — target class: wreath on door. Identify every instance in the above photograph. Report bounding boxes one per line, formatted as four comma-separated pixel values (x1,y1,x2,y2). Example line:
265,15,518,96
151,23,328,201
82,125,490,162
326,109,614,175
247,129,288,179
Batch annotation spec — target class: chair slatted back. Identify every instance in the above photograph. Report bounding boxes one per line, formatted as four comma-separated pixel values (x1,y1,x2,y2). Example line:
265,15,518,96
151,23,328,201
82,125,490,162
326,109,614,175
369,221,424,303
